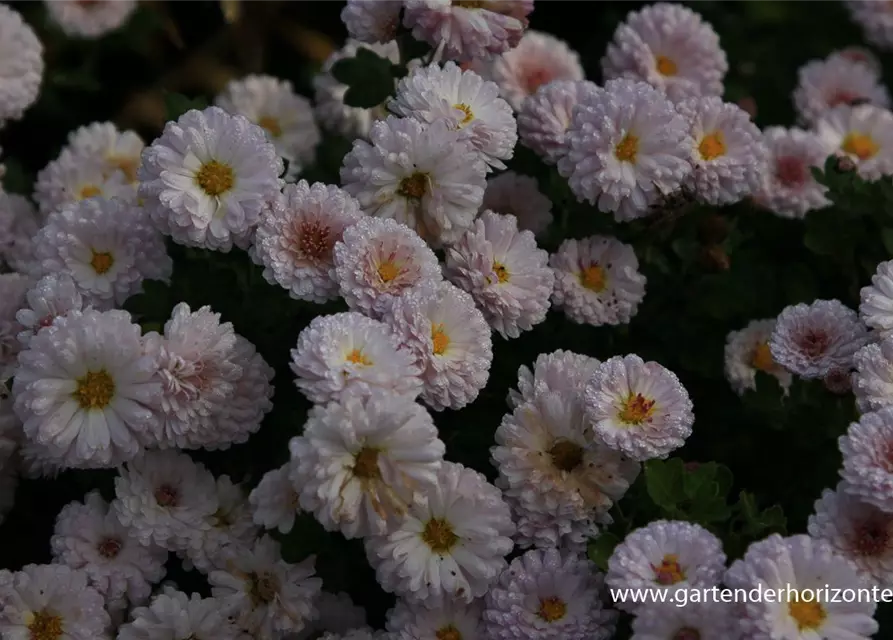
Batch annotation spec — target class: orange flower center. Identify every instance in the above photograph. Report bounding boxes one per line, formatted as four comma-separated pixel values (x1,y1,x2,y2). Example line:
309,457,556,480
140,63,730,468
652,553,686,585
431,324,450,355
656,54,678,76
698,131,727,161
842,132,879,160
537,596,567,622
618,393,656,425
580,264,607,292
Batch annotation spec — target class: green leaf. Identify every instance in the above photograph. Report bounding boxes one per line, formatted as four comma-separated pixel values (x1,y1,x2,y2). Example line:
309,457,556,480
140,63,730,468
644,458,686,511
587,532,621,571
330,48,395,109
882,228,893,257
164,92,208,122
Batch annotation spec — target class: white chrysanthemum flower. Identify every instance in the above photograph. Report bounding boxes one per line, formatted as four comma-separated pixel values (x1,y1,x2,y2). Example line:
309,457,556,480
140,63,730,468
382,282,492,411
0,4,43,121
839,408,893,513
402,0,533,63
517,79,594,166
249,464,299,535
333,217,442,318
314,40,399,140
34,150,132,216
32,197,171,308
51,490,166,612
0,192,42,274
492,390,640,552
550,235,646,327
724,318,794,395
601,2,727,103
725,534,878,639
481,30,583,112
584,355,694,461
809,481,893,586
209,535,322,640
13,308,160,469
507,349,601,410
0,564,110,640
630,600,737,640
483,548,616,640
0,273,32,381
606,520,726,614
366,460,514,604
389,61,517,171
853,339,893,413
847,1,893,51
675,96,768,205
112,449,219,550
289,390,445,539
118,587,246,640
215,75,321,176
216,335,274,449
295,591,368,640
252,180,363,303
342,0,402,44
67,121,144,184
138,106,283,252
815,104,893,181
46,0,137,38
770,299,869,379
753,126,831,219
558,79,693,221
386,598,483,640
481,171,553,237
341,116,487,246
290,311,422,405
16,274,83,348
794,53,890,127
837,46,883,75
445,211,553,339
861,259,893,339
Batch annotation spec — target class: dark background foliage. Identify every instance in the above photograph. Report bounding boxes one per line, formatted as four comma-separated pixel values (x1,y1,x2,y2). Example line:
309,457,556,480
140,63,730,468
2,0,893,635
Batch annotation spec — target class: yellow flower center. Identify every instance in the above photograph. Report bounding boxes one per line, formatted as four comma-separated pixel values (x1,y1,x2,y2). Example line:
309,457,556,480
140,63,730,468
422,517,458,553
652,553,686,585
353,447,381,479
195,160,235,196
750,342,775,372
378,260,400,283
537,596,567,622
615,133,639,163
656,54,678,76
453,102,475,127
258,115,282,138
346,349,373,366
398,172,429,200
789,598,827,631
493,262,509,283
90,250,114,275
73,370,115,410
431,324,450,355
698,131,727,161
78,184,101,200
436,626,463,640
580,265,607,292
548,439,584,472
110,155,139,182
27,610,63,640
619,393,656,425
842,132,879,160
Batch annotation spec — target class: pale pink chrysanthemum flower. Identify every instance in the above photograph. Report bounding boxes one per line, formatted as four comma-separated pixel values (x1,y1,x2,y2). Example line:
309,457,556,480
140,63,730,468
815,104,893,181
838,46,883,76
0,273,32,381
769,299,870,380
853,339,893,414
333,217,442,319
809,481,893,586
251,180,364,303
517,80,596,166
212,335,275,451
482,30,584,111
793,53,890,127
15,273,83,353
340,116,487,247
0,192,42,274
724,319,793,396
381,281,493,411
481,171,553,237
507,349,602,410
389,61,517,171
861,259,893,339
601,2,727,103
341,0,402,44
550,235,646,327
847,1,893,51
66,121,144,184
840,408,893,513
675,96,769,206
290,311,423,405
249,463,299,535
753,126,831,219
402,0,533,63
45,0,136,38
558,79,694,222
0,4,43,122
444,210,553,339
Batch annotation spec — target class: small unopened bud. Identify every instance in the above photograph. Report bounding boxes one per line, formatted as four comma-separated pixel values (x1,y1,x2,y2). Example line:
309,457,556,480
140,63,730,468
836,155,857,173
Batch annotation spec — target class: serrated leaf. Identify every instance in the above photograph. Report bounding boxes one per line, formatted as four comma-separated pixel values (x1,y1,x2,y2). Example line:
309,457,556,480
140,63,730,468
587,532,621,571
645,458,686,511
331,48,395,109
